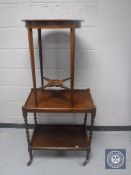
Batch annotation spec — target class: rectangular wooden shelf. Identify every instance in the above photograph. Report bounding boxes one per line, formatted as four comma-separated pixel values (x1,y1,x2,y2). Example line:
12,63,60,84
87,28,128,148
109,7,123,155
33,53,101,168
24,88,95,113
31,125,89,150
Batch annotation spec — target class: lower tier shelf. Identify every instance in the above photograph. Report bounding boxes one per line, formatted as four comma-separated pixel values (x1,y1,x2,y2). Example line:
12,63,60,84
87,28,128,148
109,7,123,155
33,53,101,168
31,125,89,150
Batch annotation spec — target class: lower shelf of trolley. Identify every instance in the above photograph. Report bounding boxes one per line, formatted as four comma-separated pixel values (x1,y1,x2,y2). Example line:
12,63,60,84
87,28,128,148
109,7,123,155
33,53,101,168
30,124,89,150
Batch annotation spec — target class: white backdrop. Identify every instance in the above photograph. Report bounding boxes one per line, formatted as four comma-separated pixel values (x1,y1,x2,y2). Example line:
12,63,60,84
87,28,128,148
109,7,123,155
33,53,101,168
0,0,130,126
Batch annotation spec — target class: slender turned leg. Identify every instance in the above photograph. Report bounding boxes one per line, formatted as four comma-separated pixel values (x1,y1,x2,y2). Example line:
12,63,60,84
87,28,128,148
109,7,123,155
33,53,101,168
83,148,90,166
70,28,75,107
22,107,33,166
28,28,38,106
38,29,44,89
83,113,87,129
70,28,75,90
34,112,37,126
83,108,96,166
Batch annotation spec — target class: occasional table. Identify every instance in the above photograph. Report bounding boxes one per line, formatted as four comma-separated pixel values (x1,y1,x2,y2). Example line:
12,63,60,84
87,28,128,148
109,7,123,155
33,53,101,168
22,19,96,166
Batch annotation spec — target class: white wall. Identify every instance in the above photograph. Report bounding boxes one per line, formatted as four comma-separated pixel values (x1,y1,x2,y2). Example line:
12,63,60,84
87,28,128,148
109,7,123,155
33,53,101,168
0,0,131,126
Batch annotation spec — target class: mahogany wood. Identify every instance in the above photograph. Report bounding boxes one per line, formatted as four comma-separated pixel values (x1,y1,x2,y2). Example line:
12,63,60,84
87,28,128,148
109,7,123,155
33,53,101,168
25,88,95,113
43,78,70,89
27,28,38,106
70,28,75,90
23,19,82,29
22,19,96,166
38,29,44,88
31,125,89,150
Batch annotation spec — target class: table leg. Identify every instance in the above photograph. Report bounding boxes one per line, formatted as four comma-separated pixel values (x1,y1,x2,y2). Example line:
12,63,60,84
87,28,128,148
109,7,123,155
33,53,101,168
70,28,75,107
34,112,37,126
83,113,87,129
27,28,38,106
83,108,96,166
22,107,33,166
38,29,44,89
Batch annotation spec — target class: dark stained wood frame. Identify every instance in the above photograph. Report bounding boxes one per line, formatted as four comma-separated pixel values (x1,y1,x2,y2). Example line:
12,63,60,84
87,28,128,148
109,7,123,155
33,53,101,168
22,19,96,166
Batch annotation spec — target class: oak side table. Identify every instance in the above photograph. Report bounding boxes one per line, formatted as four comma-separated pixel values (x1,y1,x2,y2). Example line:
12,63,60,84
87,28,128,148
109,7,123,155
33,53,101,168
22,19,96,166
